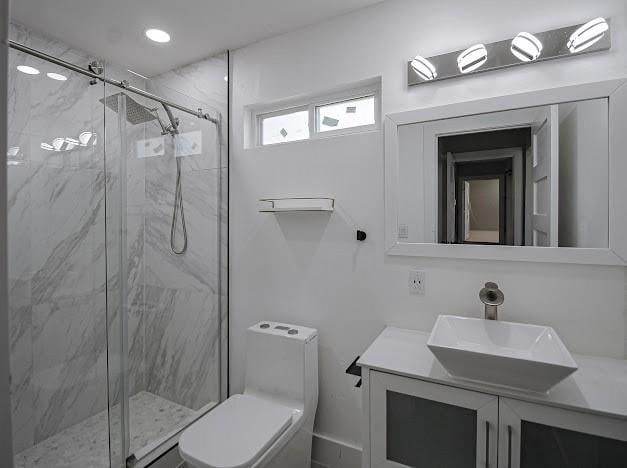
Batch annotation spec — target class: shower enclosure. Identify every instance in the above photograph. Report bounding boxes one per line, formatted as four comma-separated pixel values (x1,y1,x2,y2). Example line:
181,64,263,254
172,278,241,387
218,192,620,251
6,23,228,468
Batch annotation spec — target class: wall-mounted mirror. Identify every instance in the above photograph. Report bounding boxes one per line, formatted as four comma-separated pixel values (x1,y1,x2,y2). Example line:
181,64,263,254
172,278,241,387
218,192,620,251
385,79,627,264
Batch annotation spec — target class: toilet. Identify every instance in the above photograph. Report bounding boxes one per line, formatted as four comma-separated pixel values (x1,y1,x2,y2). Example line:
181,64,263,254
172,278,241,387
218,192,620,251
179,322,319,468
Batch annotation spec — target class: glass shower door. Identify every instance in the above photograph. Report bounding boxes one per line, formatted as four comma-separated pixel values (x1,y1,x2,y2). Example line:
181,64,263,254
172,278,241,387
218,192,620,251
7,27,113,468
7,25,228,468
103,59,227,466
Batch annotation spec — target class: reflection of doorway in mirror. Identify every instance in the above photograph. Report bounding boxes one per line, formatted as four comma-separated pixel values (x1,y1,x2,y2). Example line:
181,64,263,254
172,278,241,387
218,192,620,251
464,179,500,244
435,104,565,248
439,139,525,246
454,160,511,245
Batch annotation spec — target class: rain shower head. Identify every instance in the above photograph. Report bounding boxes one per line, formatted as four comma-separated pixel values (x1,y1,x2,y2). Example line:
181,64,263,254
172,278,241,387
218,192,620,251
99,92,158,125
100,92,179,136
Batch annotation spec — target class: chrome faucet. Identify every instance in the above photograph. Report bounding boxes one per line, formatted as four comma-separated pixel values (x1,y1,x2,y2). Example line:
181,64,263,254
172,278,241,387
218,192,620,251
479,282,504,320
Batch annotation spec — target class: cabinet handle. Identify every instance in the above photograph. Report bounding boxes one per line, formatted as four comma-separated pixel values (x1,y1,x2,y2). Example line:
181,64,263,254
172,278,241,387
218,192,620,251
485,421,490,468
507,425,512,468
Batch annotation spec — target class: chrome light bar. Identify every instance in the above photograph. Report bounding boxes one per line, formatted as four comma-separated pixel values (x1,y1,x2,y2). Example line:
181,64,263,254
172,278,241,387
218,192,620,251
408,18,611,87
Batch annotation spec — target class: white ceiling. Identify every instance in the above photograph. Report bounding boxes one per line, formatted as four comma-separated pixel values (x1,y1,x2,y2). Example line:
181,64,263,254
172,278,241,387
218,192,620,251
11,0,385,77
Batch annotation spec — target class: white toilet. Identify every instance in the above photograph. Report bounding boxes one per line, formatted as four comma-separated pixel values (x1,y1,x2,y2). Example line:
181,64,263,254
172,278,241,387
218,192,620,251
179,322,319,468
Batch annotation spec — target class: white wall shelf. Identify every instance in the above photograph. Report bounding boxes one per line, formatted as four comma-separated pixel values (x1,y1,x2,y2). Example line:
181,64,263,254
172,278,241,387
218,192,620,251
259,197,335,212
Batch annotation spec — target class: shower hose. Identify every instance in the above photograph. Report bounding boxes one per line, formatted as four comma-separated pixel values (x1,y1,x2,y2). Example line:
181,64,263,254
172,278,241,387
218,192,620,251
170,157,188,255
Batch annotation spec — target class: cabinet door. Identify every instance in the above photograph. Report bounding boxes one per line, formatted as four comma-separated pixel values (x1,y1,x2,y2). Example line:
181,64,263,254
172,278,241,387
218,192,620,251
498,398,627,468
371,371,498,468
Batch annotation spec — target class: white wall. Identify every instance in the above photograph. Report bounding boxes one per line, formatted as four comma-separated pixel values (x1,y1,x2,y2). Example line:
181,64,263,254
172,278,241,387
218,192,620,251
558,99,609,248
230,0,627,457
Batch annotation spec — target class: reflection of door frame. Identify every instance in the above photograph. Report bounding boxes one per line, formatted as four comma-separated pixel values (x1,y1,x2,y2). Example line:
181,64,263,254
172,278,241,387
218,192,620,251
450,148,524,245
455,159,513,245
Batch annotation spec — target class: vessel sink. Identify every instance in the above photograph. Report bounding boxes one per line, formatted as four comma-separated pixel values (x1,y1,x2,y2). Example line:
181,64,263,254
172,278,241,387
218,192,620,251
427,315,578,393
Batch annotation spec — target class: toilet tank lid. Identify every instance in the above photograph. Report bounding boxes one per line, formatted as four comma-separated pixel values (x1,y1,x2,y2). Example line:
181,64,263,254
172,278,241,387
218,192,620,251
249,322,318,342
179,394,295,468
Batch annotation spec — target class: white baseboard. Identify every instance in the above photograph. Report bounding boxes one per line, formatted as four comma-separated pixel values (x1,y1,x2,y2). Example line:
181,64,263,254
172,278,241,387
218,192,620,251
311,433,362,468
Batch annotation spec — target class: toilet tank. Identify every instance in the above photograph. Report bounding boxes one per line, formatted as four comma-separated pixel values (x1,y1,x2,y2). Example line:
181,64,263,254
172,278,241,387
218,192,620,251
244,322,318,412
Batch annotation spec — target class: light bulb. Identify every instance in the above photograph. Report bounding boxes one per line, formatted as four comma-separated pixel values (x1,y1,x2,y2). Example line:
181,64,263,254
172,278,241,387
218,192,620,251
145,28,171,43
47,72,67,81
17,65,40,75
410,55,438,81
457,44,488,74
567,18,609,53
511,32,543,62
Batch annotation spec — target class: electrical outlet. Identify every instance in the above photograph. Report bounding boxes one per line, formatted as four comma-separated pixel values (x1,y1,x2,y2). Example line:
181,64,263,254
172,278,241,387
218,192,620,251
409,270,425,294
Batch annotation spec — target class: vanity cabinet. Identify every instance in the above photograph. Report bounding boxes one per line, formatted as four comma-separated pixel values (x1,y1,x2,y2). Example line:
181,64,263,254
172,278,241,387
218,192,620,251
370,372,498,468
359,328,627,468
367,371,627,468
498,398,627,468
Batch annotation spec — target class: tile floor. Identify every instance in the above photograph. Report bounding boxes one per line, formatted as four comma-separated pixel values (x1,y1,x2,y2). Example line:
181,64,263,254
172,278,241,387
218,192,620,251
15,391,200,468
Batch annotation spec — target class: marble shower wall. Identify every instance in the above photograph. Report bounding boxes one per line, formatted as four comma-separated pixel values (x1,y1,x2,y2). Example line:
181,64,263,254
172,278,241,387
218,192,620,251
7,23,147,454
142,55,228,410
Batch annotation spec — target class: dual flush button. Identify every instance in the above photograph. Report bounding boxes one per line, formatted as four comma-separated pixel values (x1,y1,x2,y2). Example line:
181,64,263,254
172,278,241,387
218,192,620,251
260,323,298,335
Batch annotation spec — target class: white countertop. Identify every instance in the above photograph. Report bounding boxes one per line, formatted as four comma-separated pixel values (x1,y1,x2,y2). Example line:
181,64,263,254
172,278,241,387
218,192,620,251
358,327,627,420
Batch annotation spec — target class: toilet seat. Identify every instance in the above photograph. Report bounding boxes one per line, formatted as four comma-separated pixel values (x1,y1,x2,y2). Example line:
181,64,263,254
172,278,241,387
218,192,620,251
179,394,295,468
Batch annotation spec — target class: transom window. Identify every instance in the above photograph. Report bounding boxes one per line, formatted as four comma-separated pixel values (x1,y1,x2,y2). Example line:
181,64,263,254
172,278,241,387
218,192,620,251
254,82,380,146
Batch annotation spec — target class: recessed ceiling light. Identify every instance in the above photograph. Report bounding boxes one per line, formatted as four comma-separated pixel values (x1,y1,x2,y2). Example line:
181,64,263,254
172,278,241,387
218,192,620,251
46,72,67,81
457,44,488,74
410,55,438,81
224,75,228,82
17,65,40,75
567,17,609,53
145,28,171,43
511,32,543,62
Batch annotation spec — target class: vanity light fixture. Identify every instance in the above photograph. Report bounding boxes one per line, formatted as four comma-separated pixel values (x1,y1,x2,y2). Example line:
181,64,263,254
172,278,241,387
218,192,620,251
511,32,543,62
7,146,23,165
145,28,171,43
40,132,97,152
457,44,488,74
410,55,437,81
17,65,40,75
46,72,67,81
567,17,609,53
408,17,611,87
78,131,96,146
52,137,67,151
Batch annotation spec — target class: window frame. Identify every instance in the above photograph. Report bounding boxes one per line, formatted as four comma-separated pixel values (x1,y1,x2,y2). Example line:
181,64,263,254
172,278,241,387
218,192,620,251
254,82,381,147
257,104,311,147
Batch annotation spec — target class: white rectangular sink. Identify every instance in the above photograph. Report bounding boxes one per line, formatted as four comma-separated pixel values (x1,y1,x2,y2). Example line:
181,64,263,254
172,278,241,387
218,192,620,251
427,315,578,393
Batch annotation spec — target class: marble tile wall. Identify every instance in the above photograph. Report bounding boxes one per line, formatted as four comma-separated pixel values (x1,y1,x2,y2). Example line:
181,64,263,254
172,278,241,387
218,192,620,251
143,57,228,409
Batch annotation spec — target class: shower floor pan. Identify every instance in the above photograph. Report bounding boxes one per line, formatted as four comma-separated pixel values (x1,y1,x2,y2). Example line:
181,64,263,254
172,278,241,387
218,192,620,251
15,391,212,468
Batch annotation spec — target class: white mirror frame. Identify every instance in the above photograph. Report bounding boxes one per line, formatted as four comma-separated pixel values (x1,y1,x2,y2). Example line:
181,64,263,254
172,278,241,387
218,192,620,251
385,78,627,265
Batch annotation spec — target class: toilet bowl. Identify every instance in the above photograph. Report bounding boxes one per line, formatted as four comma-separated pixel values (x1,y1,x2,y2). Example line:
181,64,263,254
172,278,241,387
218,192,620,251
179,322,319,468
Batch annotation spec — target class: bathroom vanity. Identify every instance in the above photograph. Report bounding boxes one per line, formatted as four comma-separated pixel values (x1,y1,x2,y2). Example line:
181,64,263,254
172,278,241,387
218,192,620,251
358,327,627,468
